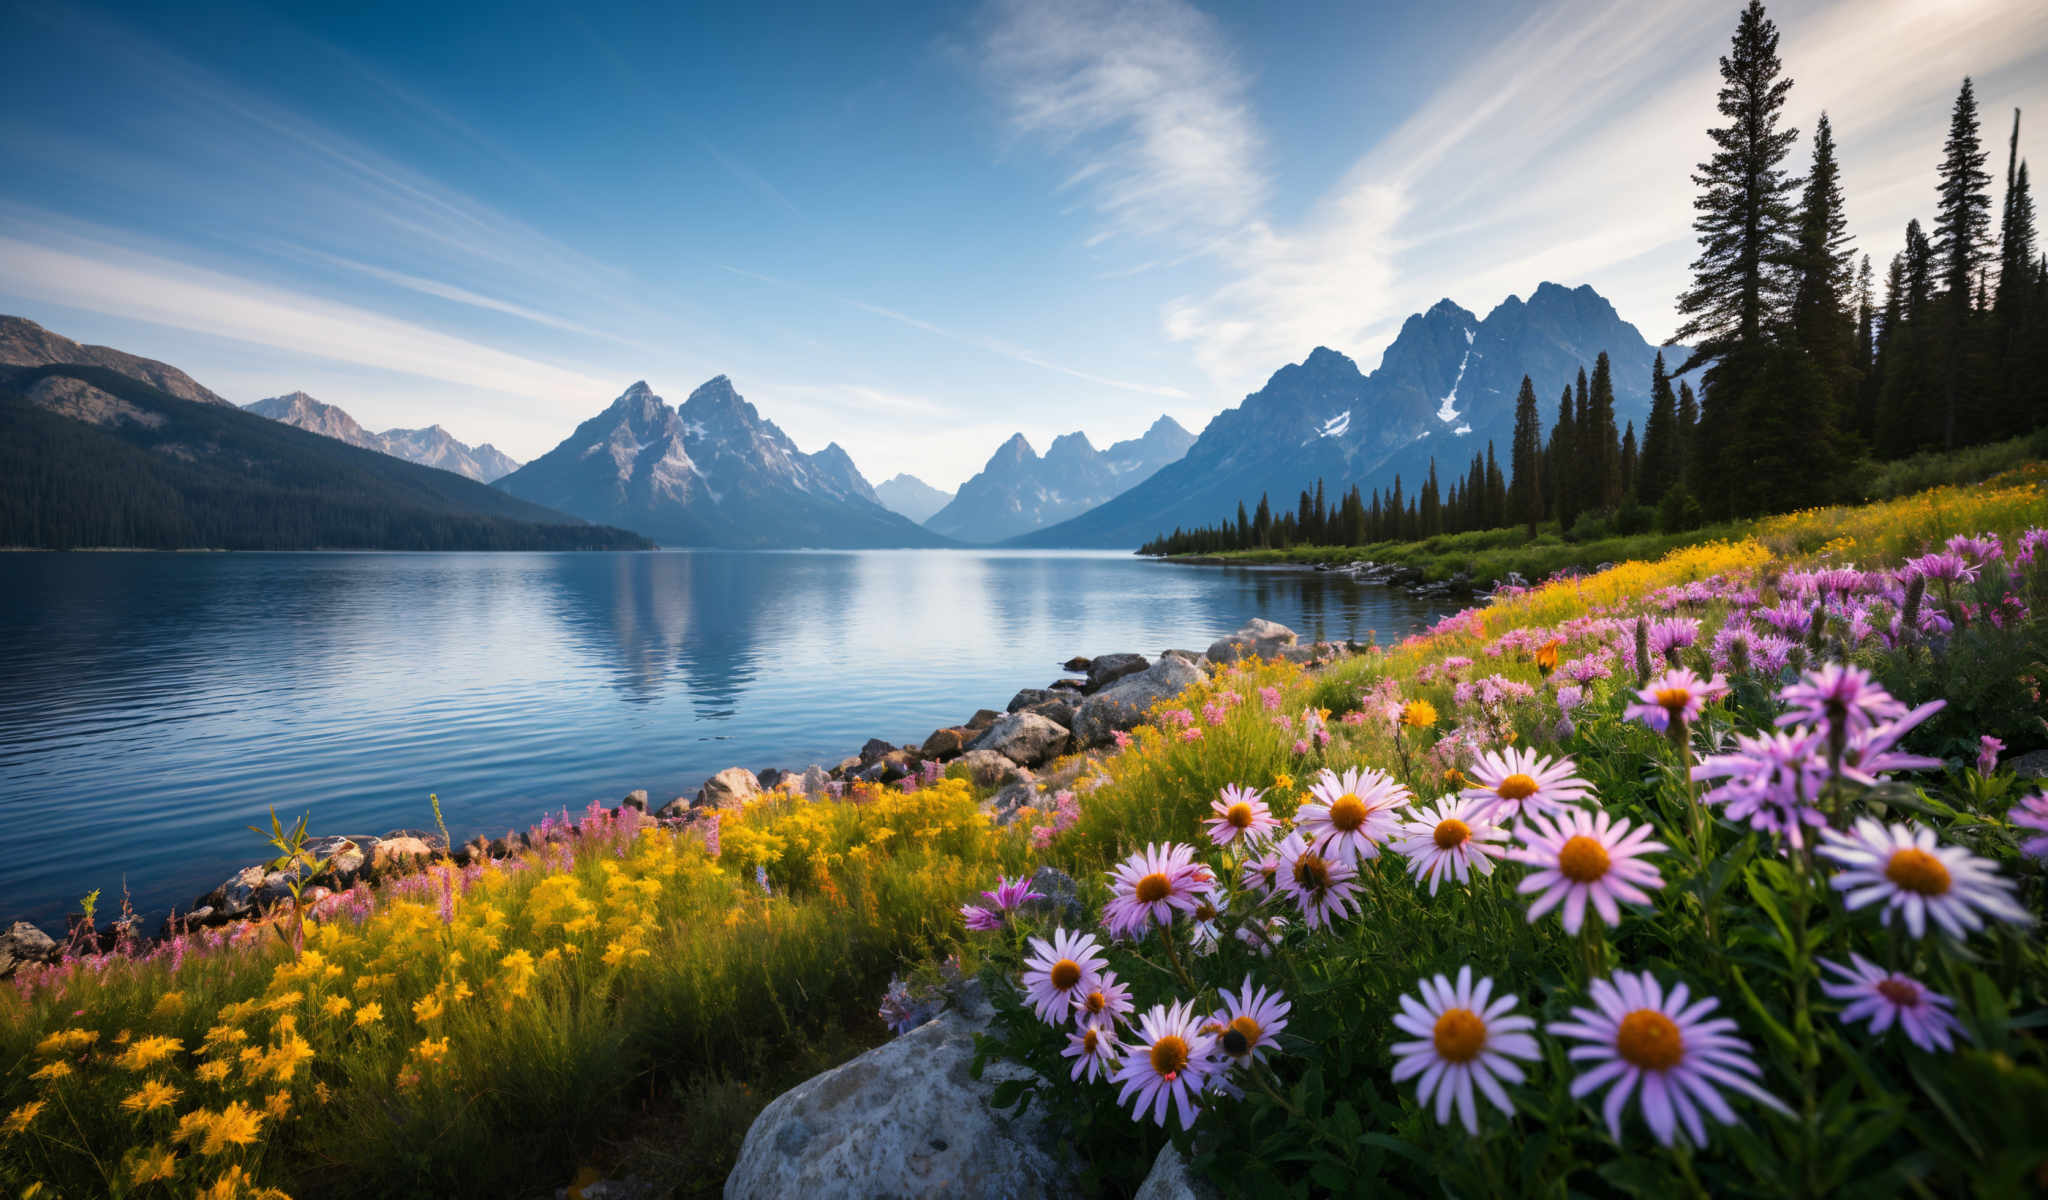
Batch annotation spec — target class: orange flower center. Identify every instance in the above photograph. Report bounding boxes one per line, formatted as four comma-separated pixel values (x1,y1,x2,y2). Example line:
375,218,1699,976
1194,900,1218,921
1225,802,1254,828
1328,794,1369,832
1149,1034,1190,1078
1082,1027,1100,1053
1883,848,1951,896
1433,819,1472,850
1556,835,1611,883
1082,991,1107,1014
1495,773,1539,801
1048,959,1082,990
1615,1009,1685,1070
1875,978,1921,1006
1134,872,1173,903
1431,1008,1488,1063
1292,853,1331,894
1653,686,1692,712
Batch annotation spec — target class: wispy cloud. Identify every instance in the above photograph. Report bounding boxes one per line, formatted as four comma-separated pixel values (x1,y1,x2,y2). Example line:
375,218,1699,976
0,226,616,406
981,0,1267,246
983,0,2048,394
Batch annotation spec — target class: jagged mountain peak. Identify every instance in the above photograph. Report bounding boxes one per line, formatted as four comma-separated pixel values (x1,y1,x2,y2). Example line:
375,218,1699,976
244,389,522,482
925,412,1197,543
495,375,942,549
1045,431,1097,462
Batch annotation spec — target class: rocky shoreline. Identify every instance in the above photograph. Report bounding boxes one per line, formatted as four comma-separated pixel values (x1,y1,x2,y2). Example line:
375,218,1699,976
1164,552,1568,601
0,619,1358,981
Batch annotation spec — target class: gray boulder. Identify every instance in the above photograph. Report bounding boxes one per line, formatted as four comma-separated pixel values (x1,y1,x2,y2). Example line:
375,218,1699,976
921,727,972,759
970,712,1071,768
1061,655,1092,673
0,921,58,979
802,765,832,796
1023,696,1078,729
621,789,650,811
2004,749,2048,780
1019,867,1084,927
1006,688,1060,713
725,997,1078,1199
1135,1144,1221,1200
1085,652,1150,691
1204,618,1299,664
1072,656,1206,747
966,709,1002,731
697,766,764,809
983,782,1039,827
955,750,1030,788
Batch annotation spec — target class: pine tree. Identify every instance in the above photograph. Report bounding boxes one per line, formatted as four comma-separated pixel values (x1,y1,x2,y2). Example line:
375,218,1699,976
1994,110,2041,436
1933,78,1993,447
1589,353,1623,510
1620,422,1638,500
1673,0,1800,515
1791,112,1858,416
1878,221,1940,456
1676,381,1699,493
1550,387,1578,533
1484,443,1507,529
1509,376,1544,536
1639,352,1680,504
1572,369,1592,518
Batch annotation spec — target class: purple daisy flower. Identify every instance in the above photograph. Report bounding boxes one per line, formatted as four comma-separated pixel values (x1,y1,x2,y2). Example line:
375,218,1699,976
1550,970,1790,1145
1295,766,1410,863
2012,793,2048,860
1625,667,1729,733
1819,955,1966,1052
1020,928,1109,1025
1071,970,1134,1028
1775,664,1908,741
1391,966,1540,1134
1462,746,1597,823
1510,808,1666,934
1111,1000,1219,1129
1204,784,1279,847
1694,726,1832,848
1210,977,1290,1067
1819,819,2029,939
1101,843,1210,938
1063,1021,1120,1082
1273,831,1361,930
1390,797,1509,895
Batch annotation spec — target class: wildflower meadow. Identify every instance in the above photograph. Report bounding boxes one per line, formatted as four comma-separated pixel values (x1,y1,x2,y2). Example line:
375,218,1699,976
3,475,2046,1197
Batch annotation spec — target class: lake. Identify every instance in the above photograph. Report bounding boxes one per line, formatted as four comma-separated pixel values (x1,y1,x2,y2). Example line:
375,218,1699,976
0,550,1447,931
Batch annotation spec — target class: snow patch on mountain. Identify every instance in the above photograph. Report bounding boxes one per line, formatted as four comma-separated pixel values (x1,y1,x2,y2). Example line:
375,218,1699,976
1436,350,1473,423
1319,410,1352,439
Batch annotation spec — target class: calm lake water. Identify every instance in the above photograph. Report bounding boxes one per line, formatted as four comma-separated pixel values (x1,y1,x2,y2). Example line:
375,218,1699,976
0,550,1446,931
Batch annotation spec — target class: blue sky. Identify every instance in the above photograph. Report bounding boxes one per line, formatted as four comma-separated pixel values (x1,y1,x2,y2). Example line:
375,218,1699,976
3,0,2044,488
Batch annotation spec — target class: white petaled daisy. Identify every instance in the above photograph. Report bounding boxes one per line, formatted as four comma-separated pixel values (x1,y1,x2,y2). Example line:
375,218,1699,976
1205,784,1280,847
1071,970,1134,1028
1462,746,1597,823
1294,766,1412,862
1110,1000,1220,1130
1549,970,1791,1146
1390,966,1540,1134
1391,797,1510,895
1273,831,1362,930
1624,668,1730,734
1020,928,1108,1025
1819,955,1967,1053
1063,1021,1120,1082
1101,843,1211,938
1818,818,2030,939
1209,977,1291,1067
1510,809,1666,934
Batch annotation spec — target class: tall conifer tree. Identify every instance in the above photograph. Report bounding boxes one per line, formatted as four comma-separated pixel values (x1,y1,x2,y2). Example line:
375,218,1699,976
1639,352,1679,504
1509,376,1544,536
1933,78,1993,446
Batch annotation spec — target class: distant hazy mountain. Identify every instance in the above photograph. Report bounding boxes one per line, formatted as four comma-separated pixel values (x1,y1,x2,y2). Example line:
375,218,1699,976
874,474,954,524
0,362,647,551
924,415,1195,543
0,315,232,408
244,391,520,483
495,377,949,548
1013,283,1676,547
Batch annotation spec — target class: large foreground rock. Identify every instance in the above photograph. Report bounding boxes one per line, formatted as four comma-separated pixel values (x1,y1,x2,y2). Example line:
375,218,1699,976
696,767,763,809
969,712,1071,767
725,1001,1078,1199
1085,652,1150,691
1204,618,1299,664
955,749,1030,788
1072,656,1206,747
0,921,58,979
1135,1144,1222,1200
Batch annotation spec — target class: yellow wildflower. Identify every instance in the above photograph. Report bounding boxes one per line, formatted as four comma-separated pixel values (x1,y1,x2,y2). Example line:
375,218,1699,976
128,1145,178,1184
257,1036,315,1084
118,1034,185,1072
262,990,303,1012
196,1060,233,1085
1398,700,1438,729
413,1037,450,1066
33,1028,96,1057
196,1164,292,1200
4,1100,45,1136
264,1089,292,1121
175,1101,264,1156
354,1002,385,1028
121,1079,182,1115
30,1061,72,1082
150,992,187,1021
322,995,353,1019
412,994,445,1024
1272,772,1294,793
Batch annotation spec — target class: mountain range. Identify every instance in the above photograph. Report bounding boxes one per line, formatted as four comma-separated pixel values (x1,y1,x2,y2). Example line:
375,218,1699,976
873,474,953,524
0,361,646,551
493,377,947,548
924,416,1195,543
1013,283,1678,547
1,315,233,408
245,391,520,483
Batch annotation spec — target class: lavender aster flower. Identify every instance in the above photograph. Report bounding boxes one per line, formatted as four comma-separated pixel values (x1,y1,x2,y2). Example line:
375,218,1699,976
1819,955,1966,1052
2012,793,2048,860
1819,819,2029,938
